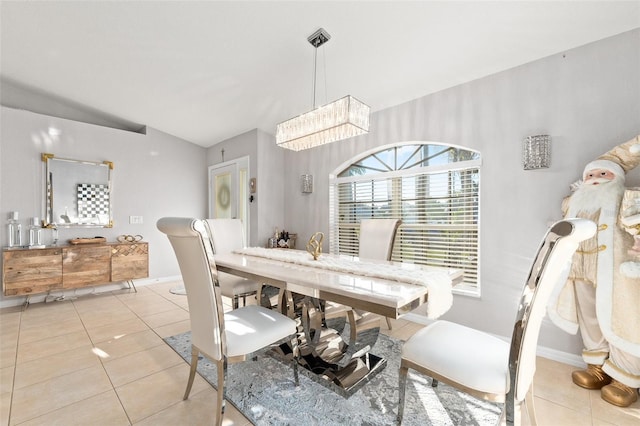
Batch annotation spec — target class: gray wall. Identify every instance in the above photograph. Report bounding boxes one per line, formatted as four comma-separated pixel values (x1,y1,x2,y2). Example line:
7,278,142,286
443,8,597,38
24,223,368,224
0,107,208,304
281,29,640,356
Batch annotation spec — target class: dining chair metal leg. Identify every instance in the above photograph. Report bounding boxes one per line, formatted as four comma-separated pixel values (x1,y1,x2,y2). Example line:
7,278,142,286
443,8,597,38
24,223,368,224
290,334,300,386
215,357,228,426
431,378,439,388
184,346,200,400
397,362,409,424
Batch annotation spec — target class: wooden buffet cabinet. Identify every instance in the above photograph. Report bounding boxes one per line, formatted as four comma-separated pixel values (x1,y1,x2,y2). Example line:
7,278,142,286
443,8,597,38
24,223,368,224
2,242,148,297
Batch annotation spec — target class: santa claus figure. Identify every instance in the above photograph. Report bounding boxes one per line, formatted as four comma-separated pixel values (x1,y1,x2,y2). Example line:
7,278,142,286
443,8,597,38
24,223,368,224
548,135,640,407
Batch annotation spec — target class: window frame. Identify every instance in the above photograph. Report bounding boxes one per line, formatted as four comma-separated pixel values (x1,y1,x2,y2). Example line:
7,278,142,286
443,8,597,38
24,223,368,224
329,141,482,297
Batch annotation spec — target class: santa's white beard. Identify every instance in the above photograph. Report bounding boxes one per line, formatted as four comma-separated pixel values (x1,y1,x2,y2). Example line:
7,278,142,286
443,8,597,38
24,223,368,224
567,176,625,216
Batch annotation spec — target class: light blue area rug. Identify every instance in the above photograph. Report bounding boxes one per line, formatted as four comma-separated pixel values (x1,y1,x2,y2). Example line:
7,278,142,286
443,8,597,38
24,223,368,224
164,331,501,425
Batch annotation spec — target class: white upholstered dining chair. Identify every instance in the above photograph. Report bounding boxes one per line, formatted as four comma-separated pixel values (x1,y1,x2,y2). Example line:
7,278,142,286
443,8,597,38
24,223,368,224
358,218,401,329
205,218,261,309
397,218,596,426
157,217,299,426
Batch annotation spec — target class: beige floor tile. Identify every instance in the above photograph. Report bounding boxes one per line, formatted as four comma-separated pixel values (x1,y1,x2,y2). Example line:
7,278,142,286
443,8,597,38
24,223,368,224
590,389,640,426
116,363,210,423
0,321,20,347
78,308,139,330
116,291,166,307
10,365,112,425
158,292,188,305
145,280,184,293
92,329,164,361
144,282,184,300
168,297,189,310
103,343,185,387
0,345,17,370
1,391,10,426
117,293,171,307
139,307,189,329
72,293,128,312
533,356,592,414
153,319,191,339
133,387,250,426
0,366,14,395
74,299,131,313
593,418,626,426
0,328,18,351
85,317,150,344
76,301,133,315
534,397,593,425
0,311,21,333
16,389,130,426
17,316,85,345
125,299,181,317
13,346,101,390
16,330,92,364
18,300,75,320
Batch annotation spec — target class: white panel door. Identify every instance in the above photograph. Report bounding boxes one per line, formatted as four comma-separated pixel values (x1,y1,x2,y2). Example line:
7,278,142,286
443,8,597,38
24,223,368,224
208,156,250,240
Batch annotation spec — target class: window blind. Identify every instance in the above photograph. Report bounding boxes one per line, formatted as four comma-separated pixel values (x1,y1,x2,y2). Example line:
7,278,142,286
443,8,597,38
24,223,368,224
331,166,479,287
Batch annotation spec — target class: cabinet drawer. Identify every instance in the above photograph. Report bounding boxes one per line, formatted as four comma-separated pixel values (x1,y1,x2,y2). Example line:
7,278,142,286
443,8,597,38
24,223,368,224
2,248,63,296
63,245,111,288
110,243,148,281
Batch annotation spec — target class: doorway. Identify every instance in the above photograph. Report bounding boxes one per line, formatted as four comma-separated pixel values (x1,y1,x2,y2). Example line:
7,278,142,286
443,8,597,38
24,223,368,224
208,156,250,241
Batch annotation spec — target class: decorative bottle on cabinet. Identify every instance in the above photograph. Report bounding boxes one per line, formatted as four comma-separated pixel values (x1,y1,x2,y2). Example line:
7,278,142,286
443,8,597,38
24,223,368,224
7,211,22,248
28,217,43,248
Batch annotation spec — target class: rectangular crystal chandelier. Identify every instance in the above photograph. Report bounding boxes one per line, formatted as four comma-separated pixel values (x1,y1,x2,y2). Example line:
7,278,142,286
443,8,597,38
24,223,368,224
276,95,370,151
276,28,370,151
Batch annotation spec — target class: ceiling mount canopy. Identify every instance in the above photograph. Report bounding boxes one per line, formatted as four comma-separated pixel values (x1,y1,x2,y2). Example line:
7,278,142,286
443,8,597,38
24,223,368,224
276,28,371,152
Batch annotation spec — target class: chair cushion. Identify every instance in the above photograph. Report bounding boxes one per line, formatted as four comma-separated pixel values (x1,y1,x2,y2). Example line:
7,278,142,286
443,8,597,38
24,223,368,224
217,272,261,297
224,305,297,358
402,320,510,395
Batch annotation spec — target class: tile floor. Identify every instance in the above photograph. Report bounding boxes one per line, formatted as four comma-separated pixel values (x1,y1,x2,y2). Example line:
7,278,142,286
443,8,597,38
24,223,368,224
1,281,639,426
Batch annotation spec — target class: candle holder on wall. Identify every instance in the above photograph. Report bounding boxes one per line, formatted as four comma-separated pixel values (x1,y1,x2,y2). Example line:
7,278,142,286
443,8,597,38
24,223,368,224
523,135,550,170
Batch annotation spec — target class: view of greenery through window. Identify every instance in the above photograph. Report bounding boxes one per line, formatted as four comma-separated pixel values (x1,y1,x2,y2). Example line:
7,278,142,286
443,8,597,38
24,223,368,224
330,143,481,291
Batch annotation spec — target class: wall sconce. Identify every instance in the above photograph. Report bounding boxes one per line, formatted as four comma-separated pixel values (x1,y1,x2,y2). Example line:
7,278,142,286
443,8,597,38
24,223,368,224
301,174,313,193
523,135,550,170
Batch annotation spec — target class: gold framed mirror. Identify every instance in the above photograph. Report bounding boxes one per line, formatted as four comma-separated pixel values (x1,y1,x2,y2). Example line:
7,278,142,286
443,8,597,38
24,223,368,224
42,153,114,228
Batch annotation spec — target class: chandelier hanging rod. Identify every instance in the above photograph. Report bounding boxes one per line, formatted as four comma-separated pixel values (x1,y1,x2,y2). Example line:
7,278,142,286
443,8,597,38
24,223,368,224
308,28,331,108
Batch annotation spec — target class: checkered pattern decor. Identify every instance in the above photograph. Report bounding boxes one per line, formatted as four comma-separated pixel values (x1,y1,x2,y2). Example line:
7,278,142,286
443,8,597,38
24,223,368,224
77,183,110,219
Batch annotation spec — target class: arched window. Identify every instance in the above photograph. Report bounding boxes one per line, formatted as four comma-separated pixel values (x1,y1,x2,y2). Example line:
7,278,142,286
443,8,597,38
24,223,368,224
329,142,481,294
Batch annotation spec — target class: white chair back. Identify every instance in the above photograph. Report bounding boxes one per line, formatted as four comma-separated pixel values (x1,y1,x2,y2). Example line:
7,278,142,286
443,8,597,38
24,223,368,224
358,218,401,260
206,218,246,253
509,218,597,404
156,217,225,362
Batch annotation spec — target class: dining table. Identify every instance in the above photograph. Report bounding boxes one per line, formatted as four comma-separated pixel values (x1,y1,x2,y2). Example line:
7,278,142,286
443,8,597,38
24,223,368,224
214,247,463,396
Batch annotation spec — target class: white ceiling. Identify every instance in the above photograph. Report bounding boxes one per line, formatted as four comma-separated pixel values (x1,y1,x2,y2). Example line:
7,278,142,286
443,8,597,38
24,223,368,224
1,1,639,148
